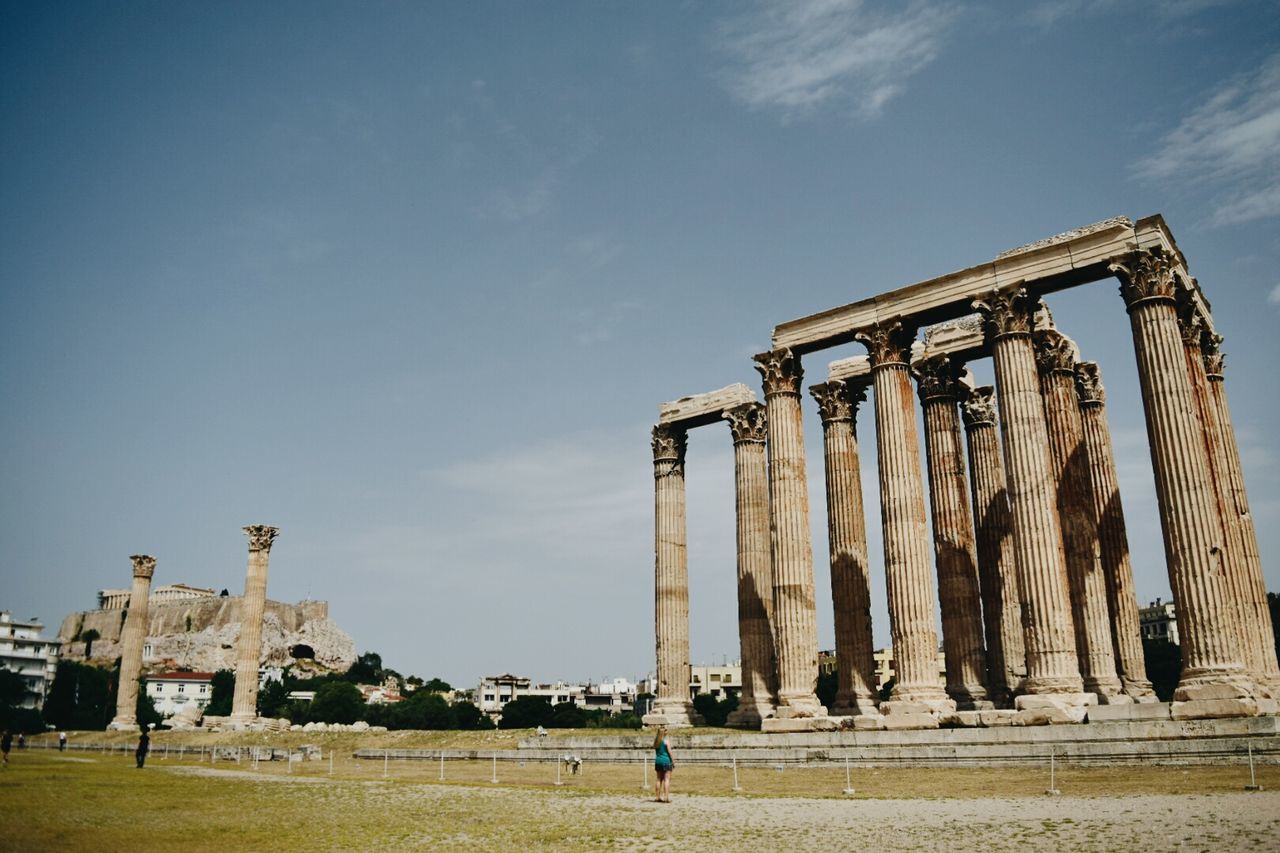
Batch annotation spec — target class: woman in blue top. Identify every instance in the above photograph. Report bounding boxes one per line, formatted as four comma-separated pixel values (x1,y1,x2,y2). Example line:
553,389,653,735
653,725,674,802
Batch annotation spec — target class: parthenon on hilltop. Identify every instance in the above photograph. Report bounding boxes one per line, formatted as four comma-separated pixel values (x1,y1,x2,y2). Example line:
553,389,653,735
644,215,1279,733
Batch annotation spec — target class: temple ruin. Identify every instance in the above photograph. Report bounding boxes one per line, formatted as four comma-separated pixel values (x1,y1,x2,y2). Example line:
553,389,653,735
644,215,1279,731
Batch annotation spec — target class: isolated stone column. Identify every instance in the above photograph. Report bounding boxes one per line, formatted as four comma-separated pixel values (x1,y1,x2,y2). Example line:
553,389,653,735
231,525,279,724
854,322,950,710
974,287,1084,699
1033,329,1126,704
914,356,990,709
810,379,878,716
1074,362,1156,702
960,387,1025,706
722,403,779,727
1201,337,1280,693
646,425,702,727
753,348,825,717
108,554,156,731
1111,248,1254,709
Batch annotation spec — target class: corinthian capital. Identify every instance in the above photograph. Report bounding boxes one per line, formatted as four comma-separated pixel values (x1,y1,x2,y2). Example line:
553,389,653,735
1074,361,1106,407
809,380,866,425
1111,247,1178,308
753,348,803,397
853,319,915,368
1032,328,1079,377
651,423,687,463
1201,333,1226,380
959,386,997,428
243,525,280,552
973,286,1038,342
723,402,767,444
912,355,963,403
130,554,156,580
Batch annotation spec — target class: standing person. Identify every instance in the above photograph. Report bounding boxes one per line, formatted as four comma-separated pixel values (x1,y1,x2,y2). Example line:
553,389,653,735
135,726,150,769
1,731,11,766
58,731,67,752
653,725,675,803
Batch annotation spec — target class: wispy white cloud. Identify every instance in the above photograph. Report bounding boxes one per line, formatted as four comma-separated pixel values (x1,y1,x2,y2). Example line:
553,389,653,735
1027,0,1237,29
715,0,958,120
1268,283,1280,305
1135,53,1280,226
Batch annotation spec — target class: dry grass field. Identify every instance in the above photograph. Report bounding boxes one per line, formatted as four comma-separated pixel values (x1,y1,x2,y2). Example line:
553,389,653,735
2,731,1278,850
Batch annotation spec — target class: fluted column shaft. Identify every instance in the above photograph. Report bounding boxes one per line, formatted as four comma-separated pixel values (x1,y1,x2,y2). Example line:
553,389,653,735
110,555,156,730
1111,249,1251,701
961,387,1025,706
975,288,1083,694
811,381,878,716
1202,341,1280,690
723,404,779,727
915,357,989,707
1074,362,1156,701
1034,330,1125,702
231,525,278,723
855,323,948,704
648,425,701,725
754,349,825,715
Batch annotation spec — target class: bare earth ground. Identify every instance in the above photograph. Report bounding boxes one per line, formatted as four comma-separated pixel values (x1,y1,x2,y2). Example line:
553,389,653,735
2,749,1278,851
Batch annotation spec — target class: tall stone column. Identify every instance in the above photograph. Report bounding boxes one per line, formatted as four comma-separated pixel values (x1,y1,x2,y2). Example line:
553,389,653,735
1110,248,1254,711
1074,362,1157,702
810,379,878,716
960,387,1025,706
914,356,990,709
973,287,1086,705
646,425,702,727
722,403,779,727
1033,329,1127,704
108,554,156,731
231,525,279,725
753,348,825,717
853,322,951,712
1200,337,1280,693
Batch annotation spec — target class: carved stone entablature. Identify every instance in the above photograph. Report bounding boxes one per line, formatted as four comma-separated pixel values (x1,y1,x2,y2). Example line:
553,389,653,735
651,423,688,464
1111,247,1178,309
723,402,768,444
973,286,1038,342
809,380,866,425
129,554,157,580
1032,328,1078,377
1074,362,1106,407
1201,333,1226,381
995,216,1133,260
753,348,803,397
959,386,997,428
243,525,280,553
854,319,916,368
913,355,963,403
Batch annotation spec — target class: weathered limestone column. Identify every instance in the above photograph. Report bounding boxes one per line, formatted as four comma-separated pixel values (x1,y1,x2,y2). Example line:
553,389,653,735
108,554,156,731
645,425,703,727
914,356,990,709
722,403,779,727
1200,337,1280,693
753,348,826,717
1110,248,1255,713
973,287,1087,710
230,525,279,725
810,379,879,717
1033,329,1127,704
853,322,952,715
960,387,1025,706
1074,362,1157,702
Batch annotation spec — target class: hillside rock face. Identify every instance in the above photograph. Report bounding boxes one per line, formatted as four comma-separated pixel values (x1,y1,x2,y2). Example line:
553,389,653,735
57,597,356,673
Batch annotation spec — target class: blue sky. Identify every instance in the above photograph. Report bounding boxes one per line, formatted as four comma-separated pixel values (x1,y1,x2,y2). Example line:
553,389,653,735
2,1,1277,688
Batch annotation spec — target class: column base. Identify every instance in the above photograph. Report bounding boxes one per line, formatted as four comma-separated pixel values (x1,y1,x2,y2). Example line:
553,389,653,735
774,692,827,718
1013,692,1095,724
946,686,993,711
643,700,704,728
1021,674,1086,694
1174,669,1255,702
107,719,139,732
829,691,879,717
725,698,777,729
1120,676,1160,703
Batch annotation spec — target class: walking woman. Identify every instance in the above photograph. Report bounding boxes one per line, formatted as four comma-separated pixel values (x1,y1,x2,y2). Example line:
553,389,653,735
653,725,674,803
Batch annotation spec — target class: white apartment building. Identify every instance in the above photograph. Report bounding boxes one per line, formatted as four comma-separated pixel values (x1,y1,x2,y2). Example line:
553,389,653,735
583,677,639,712
690,664,741,699
477,673,597,718
0,611,59,709
1139,598,1179,644
144,671,214,717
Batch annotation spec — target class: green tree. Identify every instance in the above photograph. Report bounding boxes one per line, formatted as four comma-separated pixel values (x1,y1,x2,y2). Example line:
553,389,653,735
204,670,235,716
136,683,162,731
1268,592,1280,664
42,661,112,730
692,691,737,727
80,629,100,659
309,681,364,725
257,679,290,718
422,677,452,693
391,691,456,730
344,652,383,685
452,701,494,730
498,695,554,729
549,701,586,729
0,669,44,733
1143,638,1182,702
816,669,838,710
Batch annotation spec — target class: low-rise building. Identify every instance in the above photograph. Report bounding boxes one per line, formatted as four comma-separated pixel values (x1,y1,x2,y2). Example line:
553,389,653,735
583,677,639,712
872,647,947,692
476,673,592,719
1139,598,1179,644
144,671,214,718
690,663,741,699
0,611,59,709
